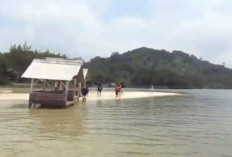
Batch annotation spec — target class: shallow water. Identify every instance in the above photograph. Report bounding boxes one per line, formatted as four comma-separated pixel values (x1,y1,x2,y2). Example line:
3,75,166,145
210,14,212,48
0,89,232,157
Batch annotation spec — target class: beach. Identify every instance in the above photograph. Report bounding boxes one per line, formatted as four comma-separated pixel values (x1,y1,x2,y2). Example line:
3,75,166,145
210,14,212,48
0,90,181,102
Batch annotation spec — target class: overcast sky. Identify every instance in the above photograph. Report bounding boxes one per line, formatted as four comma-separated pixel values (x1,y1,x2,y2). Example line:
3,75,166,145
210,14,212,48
0,0,232,67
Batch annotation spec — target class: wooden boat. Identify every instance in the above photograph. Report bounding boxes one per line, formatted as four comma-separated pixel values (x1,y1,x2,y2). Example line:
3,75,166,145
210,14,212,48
21,57,88,108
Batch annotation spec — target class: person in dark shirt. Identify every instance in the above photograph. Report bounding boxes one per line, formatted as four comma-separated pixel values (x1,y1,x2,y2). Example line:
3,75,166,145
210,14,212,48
81,87,89,102
97,82,103,96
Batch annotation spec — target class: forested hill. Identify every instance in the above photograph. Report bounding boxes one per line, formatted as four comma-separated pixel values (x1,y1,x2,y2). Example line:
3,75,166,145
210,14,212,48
85,47,232,89
1,45,232,89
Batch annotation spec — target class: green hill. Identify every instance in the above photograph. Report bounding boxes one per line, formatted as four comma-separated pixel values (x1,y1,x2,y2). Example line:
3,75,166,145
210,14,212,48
85,47,232,89
1,44,232,89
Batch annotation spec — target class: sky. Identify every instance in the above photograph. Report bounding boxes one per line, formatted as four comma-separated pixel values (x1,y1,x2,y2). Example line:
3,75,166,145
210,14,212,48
0,0,232,67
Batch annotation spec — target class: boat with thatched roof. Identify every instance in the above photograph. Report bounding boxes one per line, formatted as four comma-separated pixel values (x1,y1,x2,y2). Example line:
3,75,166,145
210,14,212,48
21,57,88,108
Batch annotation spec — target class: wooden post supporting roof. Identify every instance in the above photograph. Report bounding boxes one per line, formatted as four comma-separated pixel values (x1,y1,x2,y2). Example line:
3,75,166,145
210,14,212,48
65,81,69,100
78,82,82,97
43,80,46,91
83,79,86,88
74,79,77,95
30,79,34,93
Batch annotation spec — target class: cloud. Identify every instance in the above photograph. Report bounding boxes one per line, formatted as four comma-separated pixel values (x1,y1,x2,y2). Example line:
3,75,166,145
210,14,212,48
0,0,232,67
0,0,102,55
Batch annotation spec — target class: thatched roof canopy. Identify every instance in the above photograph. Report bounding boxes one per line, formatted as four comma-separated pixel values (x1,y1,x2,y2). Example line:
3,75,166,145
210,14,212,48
22,58,84,81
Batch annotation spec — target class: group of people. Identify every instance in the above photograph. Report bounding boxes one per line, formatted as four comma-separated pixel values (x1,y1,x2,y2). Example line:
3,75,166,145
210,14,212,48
81,81,126,102
97,81,125,97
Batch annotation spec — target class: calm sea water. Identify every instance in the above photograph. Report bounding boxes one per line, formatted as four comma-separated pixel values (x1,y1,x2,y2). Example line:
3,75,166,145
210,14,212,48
0,89,232,157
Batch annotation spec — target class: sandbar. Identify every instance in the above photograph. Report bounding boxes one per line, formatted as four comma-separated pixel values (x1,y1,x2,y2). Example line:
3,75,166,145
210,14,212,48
0,90,181,101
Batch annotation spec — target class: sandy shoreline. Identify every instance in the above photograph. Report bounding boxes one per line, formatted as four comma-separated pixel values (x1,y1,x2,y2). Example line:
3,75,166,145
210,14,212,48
0,91,181,101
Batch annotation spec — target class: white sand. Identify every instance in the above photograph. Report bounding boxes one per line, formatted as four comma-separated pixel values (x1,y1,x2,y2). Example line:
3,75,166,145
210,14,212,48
87,91,180,101
0,89,12,93
0,91,181,101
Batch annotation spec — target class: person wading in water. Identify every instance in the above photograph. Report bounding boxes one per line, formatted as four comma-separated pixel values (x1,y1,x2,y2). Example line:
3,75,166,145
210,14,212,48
81,86,89,102
97,82,103,96
115,83,121,97
120,82,125,95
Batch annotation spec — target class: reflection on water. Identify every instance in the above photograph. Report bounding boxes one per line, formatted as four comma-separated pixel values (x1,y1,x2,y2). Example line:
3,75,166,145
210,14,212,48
0,90,232,156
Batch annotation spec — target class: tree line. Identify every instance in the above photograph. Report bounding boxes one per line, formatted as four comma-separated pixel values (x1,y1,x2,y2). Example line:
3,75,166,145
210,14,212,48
0,43,66,84
1,44,232,89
